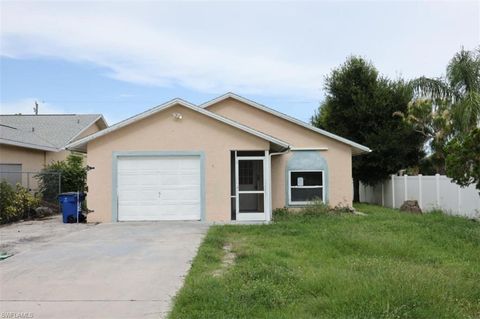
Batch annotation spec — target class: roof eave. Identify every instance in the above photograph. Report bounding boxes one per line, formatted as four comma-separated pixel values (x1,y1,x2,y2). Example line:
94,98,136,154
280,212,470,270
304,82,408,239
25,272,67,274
0,139,59,152
66,99,290,151
201,92,371,155
64,115,109,147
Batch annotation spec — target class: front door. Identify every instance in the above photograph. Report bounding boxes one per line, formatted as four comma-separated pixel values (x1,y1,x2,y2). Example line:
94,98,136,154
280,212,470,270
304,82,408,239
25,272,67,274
235,156,266,221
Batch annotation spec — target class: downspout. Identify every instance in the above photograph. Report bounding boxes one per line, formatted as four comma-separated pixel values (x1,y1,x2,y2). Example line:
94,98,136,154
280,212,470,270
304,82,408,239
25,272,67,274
268,147,290,222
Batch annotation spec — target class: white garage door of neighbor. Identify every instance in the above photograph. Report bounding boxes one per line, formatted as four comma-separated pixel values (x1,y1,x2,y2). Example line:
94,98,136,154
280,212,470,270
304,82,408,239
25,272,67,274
117,156,201,221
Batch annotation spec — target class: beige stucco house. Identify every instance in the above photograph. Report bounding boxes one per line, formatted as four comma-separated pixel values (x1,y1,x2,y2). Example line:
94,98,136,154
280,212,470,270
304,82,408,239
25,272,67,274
67,93,370,223
0,114,107,189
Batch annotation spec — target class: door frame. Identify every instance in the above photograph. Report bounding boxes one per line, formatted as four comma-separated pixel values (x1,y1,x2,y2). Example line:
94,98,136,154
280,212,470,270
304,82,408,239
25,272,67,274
234,150,271,221
111,151,205,222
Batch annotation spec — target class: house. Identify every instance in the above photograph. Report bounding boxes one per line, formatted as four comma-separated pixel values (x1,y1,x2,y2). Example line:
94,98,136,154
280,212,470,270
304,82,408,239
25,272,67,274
66,93,370,223
0,114,107,188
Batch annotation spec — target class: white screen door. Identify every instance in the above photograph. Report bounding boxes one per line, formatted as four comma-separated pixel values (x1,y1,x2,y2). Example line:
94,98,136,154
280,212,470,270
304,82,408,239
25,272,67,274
235,156,266,221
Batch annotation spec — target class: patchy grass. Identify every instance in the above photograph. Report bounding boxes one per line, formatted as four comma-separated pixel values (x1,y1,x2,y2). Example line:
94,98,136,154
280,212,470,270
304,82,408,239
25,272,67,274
169,204,480,319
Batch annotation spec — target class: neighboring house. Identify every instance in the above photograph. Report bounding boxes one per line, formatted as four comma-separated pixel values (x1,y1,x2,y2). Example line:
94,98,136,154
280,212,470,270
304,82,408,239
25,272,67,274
67,93,370,223
0,114,107,187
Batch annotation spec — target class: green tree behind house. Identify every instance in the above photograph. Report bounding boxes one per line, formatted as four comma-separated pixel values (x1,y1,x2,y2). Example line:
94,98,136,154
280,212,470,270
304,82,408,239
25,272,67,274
312,57,425,201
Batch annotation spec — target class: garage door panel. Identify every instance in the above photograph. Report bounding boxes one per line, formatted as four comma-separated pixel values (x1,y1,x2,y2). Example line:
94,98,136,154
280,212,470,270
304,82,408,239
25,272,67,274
161,189,200,201
119,190,158,201
119,173,157,186
117,155,201,221
157,172,199,184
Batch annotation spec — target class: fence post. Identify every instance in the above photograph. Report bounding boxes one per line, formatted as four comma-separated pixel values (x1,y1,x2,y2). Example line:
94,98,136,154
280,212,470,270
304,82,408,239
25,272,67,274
435,173,440,207
381,182,385,207
404,174,408,202
58,173,61,196
457,184,461,214
391,174,395,208
364,183,367,202
418,174,423,209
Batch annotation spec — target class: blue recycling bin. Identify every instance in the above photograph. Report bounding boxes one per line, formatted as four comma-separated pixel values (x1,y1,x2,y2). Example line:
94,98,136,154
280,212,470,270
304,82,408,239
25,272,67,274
58,192,86,223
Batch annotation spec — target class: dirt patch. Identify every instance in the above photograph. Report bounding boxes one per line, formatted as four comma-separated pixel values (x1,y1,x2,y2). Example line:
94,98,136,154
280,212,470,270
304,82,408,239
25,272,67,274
0,214,95,257
212,243,236,277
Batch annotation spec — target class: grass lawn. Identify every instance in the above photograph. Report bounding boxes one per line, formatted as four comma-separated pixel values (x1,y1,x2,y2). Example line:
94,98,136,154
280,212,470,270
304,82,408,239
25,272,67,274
169,204,480,319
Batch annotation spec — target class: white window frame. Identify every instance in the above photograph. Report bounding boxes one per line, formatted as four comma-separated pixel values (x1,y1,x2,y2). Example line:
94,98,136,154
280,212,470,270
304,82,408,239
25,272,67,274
288,170,325,205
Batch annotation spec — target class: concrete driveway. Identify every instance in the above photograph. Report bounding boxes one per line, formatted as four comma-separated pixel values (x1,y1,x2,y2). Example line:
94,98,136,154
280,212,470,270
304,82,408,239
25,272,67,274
0,221,209,319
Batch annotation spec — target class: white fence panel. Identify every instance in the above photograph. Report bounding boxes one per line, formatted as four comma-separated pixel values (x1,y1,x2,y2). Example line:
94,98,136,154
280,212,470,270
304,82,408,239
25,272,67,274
360,174,480,219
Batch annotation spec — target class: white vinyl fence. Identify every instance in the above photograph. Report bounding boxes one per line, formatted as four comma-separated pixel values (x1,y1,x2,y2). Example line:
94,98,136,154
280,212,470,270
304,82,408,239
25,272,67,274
360,174,480,219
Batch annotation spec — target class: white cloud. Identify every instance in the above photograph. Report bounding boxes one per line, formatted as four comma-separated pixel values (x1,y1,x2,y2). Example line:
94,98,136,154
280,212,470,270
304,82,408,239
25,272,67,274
0,1,478,101
0,98,64,115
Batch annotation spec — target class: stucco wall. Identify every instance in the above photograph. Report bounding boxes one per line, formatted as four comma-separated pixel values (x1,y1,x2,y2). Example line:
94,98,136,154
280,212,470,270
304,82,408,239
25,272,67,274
73,121,104,141
45,150,69,163
86,104,270,223
0,144,46,189
207,98,353,208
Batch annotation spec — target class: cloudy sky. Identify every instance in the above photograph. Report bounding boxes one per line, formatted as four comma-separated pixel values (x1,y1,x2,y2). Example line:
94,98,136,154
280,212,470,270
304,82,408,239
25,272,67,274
1,1,478,124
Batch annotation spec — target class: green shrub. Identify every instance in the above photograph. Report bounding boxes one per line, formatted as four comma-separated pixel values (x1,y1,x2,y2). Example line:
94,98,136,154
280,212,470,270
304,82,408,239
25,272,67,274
273,200,352,221
0,180,15,216
301,200,332,216
36,153,87,201
272,207,290,220
0,181,41,224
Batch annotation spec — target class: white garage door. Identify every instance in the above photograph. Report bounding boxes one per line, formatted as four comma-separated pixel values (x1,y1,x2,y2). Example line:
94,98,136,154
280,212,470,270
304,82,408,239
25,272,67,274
117,156,201,221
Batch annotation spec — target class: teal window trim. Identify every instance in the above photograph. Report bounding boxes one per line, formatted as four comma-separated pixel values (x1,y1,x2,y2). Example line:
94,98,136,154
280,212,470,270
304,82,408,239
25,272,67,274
111,151,206,222
285,150,329,207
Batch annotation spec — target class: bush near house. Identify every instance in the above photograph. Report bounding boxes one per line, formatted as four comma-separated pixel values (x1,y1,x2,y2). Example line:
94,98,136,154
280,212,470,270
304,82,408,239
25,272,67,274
36,153,87,202
0,181,41,224
0,154,88,225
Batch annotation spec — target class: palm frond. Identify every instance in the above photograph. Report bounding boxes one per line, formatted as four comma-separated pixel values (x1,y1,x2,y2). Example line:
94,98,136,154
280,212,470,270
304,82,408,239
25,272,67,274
410,77,453,102
447,48,480,96
453,91,480,132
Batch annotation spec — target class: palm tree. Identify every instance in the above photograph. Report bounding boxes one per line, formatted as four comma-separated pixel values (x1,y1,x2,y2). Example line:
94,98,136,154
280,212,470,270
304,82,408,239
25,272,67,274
411,48,480,133
398,47,480,174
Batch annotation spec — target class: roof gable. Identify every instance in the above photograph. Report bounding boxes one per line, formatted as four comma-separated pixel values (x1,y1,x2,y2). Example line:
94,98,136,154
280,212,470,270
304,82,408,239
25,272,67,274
201,93,371,155
66,99,290,152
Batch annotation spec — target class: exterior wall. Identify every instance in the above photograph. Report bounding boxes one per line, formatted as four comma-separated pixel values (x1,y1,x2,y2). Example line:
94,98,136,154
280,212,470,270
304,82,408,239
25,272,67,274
45,150,69,163
0,144,46,188
86,104,270,223
73,121,104,141
207,98,354,208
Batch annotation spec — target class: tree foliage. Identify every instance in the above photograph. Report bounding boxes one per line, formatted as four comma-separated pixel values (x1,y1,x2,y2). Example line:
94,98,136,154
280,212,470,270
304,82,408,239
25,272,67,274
445,128,480,191
399,47,480,189
36,153,87,201
312,57,425,196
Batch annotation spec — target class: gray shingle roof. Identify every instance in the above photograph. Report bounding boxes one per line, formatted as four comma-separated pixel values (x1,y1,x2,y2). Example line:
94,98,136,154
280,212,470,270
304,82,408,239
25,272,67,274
0,114,105,150
0,124,58,151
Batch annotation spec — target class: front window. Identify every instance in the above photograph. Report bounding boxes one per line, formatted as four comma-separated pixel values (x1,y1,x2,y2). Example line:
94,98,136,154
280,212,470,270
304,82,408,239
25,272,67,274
289,170,324,205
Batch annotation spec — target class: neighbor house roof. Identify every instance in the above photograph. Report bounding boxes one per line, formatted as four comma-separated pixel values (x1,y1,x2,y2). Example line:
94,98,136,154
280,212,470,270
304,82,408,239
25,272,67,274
0,114,108,151
201,92,371,155
0,124,58,152
66,99,290,152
